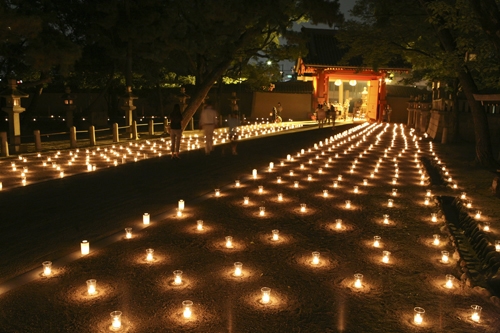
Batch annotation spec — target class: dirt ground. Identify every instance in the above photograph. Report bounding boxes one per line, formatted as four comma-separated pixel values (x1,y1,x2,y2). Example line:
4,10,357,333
0,122,499,333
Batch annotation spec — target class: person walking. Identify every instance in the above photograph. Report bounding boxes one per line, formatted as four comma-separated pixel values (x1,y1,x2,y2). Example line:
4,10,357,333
199,103,218,155
169,104,183,159
227,110,240,155
316,104,326,128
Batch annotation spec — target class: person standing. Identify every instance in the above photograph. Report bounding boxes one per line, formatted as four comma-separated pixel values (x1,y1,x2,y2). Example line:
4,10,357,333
199,103,218,155
169,104,183,159
227,110,240,155
316,104,326,128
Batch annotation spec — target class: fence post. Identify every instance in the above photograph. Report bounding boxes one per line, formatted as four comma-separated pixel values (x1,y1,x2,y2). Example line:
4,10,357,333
113,123,119,143
148,119,154,135
164,119,169,134
70,126,77,148
34,130,42,151
89,125,96,146
0,132,9,157
132,120,138,140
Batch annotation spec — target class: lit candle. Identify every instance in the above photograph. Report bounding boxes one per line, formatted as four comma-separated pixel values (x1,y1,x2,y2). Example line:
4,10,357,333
110,311,122,330
86,279,97,295
373,236,381,247
461,192,467,199
392,188,397,196
269,162,274,169
243,197,249,205
441,250,449,263
215,189,220,197
392,178,397,184
318,168,323,174
466,200,472,208
235,179,240,187
382,251,390,263
354,273,363,289
495,240,500,252
42,261,52,276
333,181,338,188
258,185,263,194
277,176,281,184
338,175,342,181
125,228,132,239
146,248,154,261
252,169,257,178
388,199,393,208
178,200,185,211
294,181,299,188
234,262,243,277
445,274,454,289
261,287,271,304
300,204,306,212
259,206,266,216
470,305,482,323
143,213,150,225
433,234,440,246
225,236,233,248
272,229,279,241
323,190,328,198
300,164,304,169
311,251,320,265
289,170,294,176
345,200,351,209
475,210,481,219
308,174,312,181
383,214,389,224
426,189,431,197
414,307,425,325
453,183,458,189
81,240,90,255
183,300,193,318
363,179,368,185
173,270,183,285
483,222,490,232
370,172,374,178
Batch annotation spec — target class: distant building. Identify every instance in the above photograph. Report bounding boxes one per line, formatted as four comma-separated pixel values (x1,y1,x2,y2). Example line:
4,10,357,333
295,28,411,121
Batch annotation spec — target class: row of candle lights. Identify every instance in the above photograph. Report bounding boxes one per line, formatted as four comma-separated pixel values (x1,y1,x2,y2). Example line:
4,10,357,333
37,123,493,329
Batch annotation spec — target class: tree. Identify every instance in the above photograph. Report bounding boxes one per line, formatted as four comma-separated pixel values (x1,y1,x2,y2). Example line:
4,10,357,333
338,0,499,168
163,0,344,130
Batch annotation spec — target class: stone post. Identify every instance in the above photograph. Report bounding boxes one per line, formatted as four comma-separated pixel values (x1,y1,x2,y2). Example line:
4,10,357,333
89,125,96,146
0,79,29,153
120,86,138,139
70,126,77,148
34,130,42,151
112,123,119,142
0,132,9,157
148,119,154,135
132,120,138,140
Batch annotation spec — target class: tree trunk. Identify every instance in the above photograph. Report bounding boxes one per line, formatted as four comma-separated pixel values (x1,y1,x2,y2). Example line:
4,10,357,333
451,78,460,142
181,59,233,130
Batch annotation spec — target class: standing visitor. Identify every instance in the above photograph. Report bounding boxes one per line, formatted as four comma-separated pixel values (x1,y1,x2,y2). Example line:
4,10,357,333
316,104,326,128
276,102,283,117
227,111,240,155
169,104,183,159
199,103,218,155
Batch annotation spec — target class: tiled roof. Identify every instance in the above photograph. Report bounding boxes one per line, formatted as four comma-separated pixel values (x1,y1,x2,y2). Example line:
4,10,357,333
302,28,361,67
301,28,411,70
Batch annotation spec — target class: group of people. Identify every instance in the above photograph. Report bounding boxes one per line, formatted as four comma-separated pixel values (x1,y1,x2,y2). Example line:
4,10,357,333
315,102,337,128
167,103,241,158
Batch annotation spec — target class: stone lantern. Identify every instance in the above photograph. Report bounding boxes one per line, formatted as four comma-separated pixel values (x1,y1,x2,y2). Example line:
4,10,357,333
61,86,76,128
120,86,138,138
0,79,29,153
